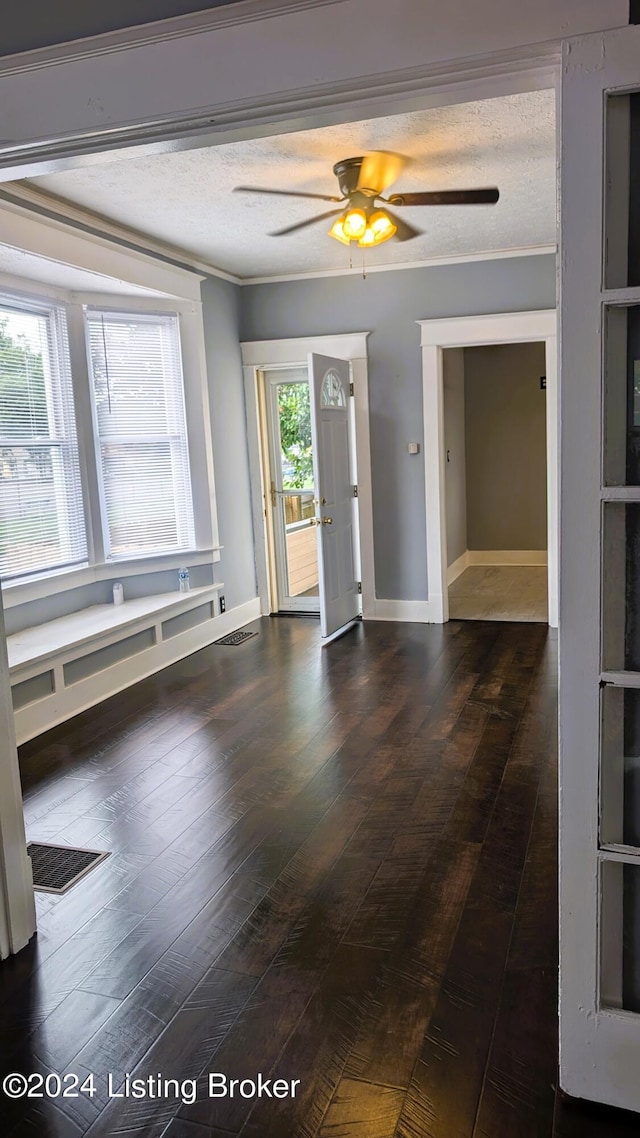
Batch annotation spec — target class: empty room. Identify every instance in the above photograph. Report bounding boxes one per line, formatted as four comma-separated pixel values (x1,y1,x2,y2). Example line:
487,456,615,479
1,3,640,1138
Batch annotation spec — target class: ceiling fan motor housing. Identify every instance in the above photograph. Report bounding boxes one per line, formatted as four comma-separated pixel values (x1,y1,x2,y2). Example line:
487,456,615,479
333,157,366,198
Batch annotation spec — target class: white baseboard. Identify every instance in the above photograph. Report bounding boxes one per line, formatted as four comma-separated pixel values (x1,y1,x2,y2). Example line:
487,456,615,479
373,599,433,623
468,549,548,566
447,551,470,585
448,550,548,579
211,597,261,639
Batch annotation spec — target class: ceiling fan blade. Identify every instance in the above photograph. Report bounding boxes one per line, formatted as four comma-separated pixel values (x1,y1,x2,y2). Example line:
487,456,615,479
383,208,423,242
270,209,344,237
357,151,406,195
234,185,343,203
387,188,500,206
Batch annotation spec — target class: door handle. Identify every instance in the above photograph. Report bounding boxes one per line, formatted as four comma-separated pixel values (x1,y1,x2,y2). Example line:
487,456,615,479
321,517,333,525
270,481,277,508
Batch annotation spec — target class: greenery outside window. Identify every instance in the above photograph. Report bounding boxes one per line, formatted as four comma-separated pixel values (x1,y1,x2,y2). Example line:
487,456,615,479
0,299,87,581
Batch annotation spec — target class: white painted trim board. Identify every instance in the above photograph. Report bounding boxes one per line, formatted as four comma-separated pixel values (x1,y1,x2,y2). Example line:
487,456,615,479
241,333,375,621
419,309,558,628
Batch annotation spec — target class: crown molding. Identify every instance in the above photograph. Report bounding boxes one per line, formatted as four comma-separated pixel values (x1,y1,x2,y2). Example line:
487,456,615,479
0,0,347,72
0,183,241,285
0,185,557,289
242,244,558,285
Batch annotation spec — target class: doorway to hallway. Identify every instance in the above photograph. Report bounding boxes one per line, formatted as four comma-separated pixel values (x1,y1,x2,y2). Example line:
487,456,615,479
419,309,558,627
443,340,549,622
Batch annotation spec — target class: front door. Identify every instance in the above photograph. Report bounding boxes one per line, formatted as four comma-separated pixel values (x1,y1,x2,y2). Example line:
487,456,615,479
560,23,640,1112
308,353,360,639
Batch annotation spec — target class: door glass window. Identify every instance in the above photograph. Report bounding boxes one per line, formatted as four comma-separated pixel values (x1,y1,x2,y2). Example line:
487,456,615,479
320,369,346,409
605,92,640,289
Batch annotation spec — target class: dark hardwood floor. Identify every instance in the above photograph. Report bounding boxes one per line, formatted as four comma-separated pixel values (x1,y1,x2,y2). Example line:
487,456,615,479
1,615,638,1136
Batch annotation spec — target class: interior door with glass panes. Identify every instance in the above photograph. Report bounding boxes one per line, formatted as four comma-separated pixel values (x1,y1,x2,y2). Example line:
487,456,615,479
265,367,320,614
560,24,640,1112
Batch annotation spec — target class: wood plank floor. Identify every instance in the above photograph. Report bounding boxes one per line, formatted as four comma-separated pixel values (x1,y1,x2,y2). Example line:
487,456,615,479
1,615,638,1136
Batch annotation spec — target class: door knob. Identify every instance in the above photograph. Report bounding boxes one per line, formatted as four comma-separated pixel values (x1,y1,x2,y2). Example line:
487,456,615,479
321,517,333,525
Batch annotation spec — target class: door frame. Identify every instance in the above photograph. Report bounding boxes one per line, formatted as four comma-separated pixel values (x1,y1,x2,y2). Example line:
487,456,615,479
241,333,374,618
418,309,559,626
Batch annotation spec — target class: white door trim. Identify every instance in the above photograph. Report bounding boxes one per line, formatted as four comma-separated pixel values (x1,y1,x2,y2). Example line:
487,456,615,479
0,594,36,959
418,308,559,626
241,333,373,619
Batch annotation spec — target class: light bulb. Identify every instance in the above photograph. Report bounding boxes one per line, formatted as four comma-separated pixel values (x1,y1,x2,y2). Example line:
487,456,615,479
342,208,368,240
357,209,396,247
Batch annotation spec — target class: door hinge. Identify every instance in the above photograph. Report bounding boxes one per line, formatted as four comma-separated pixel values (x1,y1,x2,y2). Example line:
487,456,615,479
353,484,358,497
357,581,362,594
349,381,354,397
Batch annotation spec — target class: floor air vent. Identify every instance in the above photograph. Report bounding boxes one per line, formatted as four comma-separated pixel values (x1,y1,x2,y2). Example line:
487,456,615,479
215,629,258,646
27,842,110,894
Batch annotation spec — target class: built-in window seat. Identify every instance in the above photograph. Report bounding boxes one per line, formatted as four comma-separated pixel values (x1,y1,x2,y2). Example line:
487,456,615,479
7,585,225,744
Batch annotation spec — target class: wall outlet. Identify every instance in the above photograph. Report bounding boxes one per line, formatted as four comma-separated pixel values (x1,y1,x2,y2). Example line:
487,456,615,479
219,594,226,613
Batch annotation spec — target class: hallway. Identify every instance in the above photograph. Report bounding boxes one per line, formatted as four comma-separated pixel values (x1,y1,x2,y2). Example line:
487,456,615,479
0,618,635,1136
449,564,548,622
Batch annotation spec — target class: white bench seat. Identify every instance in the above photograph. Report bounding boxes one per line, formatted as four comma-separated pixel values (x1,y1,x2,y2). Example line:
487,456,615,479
7,586,221,673
7,584,232,744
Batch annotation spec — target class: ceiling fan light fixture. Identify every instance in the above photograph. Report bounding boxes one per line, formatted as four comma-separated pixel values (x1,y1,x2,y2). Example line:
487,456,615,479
328,216,351,245
358,209,397,247
341,207,368,240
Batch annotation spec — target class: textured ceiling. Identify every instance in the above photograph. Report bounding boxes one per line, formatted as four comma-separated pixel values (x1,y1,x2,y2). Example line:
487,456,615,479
27,90,556,280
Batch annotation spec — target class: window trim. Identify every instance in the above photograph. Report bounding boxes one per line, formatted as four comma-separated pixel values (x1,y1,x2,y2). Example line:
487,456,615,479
84,304,197,561
0,282,220,605
0,290,89,582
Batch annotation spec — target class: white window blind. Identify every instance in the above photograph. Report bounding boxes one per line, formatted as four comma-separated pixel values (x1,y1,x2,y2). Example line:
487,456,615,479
86,309,195,559
0,299,87,581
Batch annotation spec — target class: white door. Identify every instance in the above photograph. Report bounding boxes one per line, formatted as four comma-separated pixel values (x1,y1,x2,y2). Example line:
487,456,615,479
308,353,359,639
560,24,640,1111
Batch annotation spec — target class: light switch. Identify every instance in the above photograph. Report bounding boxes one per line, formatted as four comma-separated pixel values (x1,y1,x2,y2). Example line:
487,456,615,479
407,442,420,454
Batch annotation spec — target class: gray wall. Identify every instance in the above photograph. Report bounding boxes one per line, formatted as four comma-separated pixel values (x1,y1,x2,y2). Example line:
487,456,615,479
0,1,244,55
201,274,257,611
240,254,556,600
443,349,468,567
464,341,548,551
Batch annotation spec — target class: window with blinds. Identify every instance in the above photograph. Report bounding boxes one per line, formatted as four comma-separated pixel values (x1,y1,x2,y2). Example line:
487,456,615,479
0,299,87,581
86,309,195,559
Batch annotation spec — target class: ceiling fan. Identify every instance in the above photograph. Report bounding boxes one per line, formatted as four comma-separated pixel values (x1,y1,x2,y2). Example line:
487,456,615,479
234,151,499,248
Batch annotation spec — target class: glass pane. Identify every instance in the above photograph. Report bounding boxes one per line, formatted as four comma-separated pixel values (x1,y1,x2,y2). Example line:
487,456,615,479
320,369,346,409
276,382,313,489
600,860,640,1012
601,685,640,847
282,492,318,598
602,503,640,671
605,92,640,289
604,306,640,485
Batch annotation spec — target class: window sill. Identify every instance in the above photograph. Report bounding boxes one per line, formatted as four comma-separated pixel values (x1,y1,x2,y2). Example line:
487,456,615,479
1,547,223,610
